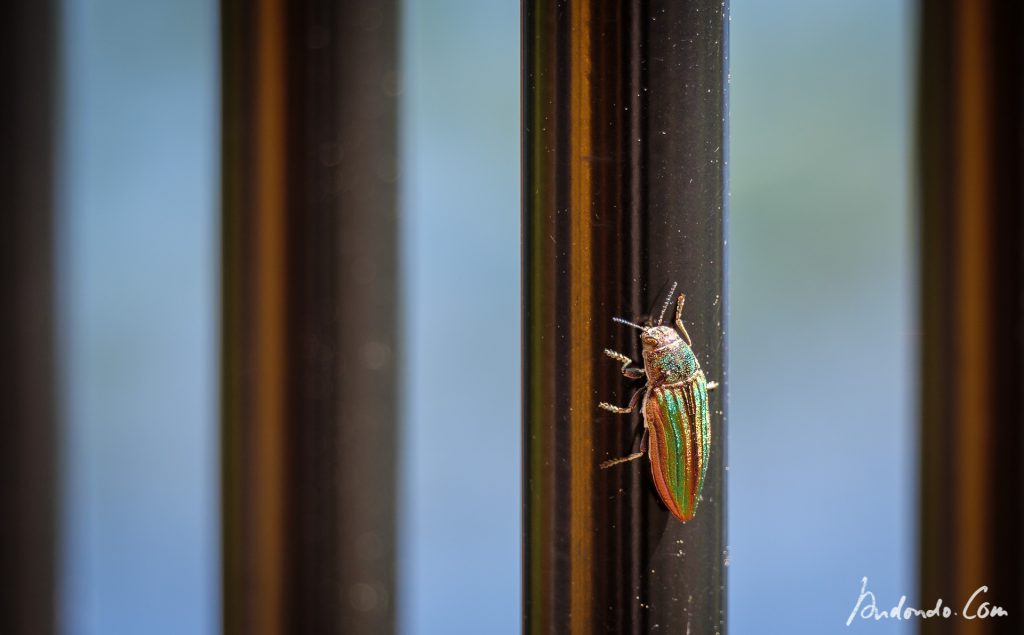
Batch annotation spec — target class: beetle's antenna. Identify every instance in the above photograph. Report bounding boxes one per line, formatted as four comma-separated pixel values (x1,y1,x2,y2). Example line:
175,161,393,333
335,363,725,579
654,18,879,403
612,317,645,331
643,280,672,325
657,281,678,325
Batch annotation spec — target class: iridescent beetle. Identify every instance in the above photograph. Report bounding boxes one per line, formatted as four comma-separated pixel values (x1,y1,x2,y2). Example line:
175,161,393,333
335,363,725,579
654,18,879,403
598,283,717,522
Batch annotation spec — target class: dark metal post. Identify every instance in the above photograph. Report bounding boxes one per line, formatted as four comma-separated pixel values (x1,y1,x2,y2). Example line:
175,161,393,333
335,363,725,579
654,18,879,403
523,2,728,633
918,1,1023,632
0,3,58,634
222,0,398,633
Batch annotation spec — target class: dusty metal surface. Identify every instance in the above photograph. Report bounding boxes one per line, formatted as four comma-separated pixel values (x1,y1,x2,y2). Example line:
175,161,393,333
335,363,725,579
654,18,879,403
523,1,728,632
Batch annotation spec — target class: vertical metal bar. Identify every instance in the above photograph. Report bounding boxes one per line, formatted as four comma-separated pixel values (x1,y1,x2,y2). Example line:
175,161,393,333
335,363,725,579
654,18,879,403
0,2,57,634
523,1,728,633
222,1,398,633
918,1,1023,632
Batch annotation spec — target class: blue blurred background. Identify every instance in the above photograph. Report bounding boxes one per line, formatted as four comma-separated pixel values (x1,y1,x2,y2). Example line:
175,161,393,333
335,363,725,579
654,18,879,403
399,2,520,634
59,1,217,633
729,1,913,633
57,0,912,633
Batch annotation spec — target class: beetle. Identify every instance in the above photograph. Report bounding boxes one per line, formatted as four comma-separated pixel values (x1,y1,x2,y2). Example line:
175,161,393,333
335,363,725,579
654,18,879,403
598,283,717,522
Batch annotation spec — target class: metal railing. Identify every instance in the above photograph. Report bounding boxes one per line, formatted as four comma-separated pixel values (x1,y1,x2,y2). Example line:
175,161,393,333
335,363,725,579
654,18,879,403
0,3,58,634
221,1,398,632
918,1,1023,632
522,2,728,632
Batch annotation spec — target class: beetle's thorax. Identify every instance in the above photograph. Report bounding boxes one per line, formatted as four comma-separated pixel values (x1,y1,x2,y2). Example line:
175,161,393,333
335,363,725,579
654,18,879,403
642,331,700,385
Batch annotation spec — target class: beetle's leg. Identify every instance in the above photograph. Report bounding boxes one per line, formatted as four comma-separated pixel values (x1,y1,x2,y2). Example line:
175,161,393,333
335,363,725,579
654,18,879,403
600,428,649,469
598,386,644,414
600,452,644,469
605,348,645,379
707,381,719,392
674,293,693,346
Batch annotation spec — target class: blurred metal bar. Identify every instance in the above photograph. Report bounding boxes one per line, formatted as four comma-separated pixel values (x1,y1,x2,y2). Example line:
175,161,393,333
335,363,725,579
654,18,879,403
0,3,58,634
222,1,398,633
918,1,1023,632
522,1,728,633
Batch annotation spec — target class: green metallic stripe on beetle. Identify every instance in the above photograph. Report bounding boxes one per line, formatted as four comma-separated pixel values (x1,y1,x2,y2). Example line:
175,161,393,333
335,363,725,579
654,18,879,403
646,372,710,522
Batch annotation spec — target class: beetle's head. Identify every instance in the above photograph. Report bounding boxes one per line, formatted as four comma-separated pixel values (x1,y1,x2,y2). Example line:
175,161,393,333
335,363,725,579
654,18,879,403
641,325,680,351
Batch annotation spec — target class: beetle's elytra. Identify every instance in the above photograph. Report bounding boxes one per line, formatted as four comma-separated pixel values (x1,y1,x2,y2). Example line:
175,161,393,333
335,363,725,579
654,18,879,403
598,283,717,522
